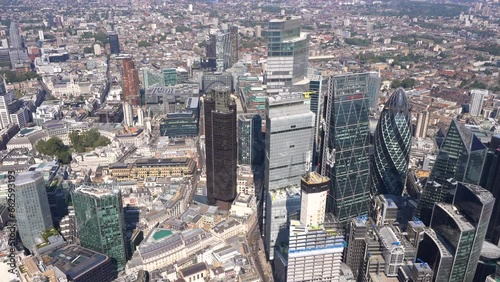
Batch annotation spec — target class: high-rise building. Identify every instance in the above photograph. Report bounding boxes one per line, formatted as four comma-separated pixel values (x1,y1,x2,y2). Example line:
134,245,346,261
9,22,22,49
123,102,133,127
414,108,430,138
14,171,54,250
230,26,239,66
480,135,500,244
109,33,120,54
452,182,494,282
416,229,453,282
299,172,330,227
122,58,140,106
72,187,127,270
345,215,369,281
211,31,232,72
237,114,255,165
0,90,14,129
415,119,487,225
469,89,488,117
163,68,177,86
38,30,45,41
201,72,233,93
368,72,381,110
204,86,237,210
264,93,315,260
321,73,371,224
371,88,412,196
266,16,310,94
142,68,164,89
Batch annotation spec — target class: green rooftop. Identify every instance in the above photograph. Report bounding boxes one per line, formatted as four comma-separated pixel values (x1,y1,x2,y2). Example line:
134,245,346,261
152,230,173,241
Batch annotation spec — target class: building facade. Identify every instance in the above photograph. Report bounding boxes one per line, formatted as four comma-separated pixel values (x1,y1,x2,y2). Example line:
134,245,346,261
371,88,412,196
109,33,120,54
204,86,237,210
14,171,54,250
122,58,140,106
72,187,127,271
469,89,488,117
321,73,371,224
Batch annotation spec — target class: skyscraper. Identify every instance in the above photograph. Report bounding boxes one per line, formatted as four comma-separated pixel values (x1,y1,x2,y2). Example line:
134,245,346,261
345,215,369,281
368,72,381,110
123,102,133,127
469,89,488,117
430,202,475,282
109,33,120,54
264,93,315,260
211,31,232,72
415,119,487,225
416,229,454,282
237,114,256,165
480,135,500,244
452,182,494,282
266,16,309,94
371,88,412,196
72,187,127,271
122,58,140,106
274,173,344,282
414,107,430,138
321,73,371,224
204,86,237,210
230,26,239,66
15,172,54,250
9,22,22,49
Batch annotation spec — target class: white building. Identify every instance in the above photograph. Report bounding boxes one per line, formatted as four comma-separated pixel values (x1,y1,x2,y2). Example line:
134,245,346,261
470,89,489,117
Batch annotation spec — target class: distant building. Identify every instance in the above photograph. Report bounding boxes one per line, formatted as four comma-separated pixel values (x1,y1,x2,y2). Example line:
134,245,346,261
345,216,369,281
14,171,54,250
237,114,262,165
414,109,430,138
123,102,133,127
72,187,127,271
469,89,488,117
122,58,140,106
201,72,233,93
109,33,120,54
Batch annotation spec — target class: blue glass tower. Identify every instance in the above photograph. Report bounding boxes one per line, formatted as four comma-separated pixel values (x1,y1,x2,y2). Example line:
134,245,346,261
372,88,412,196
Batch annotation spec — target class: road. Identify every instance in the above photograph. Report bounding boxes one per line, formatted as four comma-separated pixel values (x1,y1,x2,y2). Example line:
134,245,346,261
247,218,273,282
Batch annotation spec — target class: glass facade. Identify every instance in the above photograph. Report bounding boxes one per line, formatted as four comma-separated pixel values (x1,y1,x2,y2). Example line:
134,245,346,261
109,33,120,54
415,119,487,225
321,73,371,224
416,230,453,282
72,188,127,271
372,88,412,196
159,112,198,138
162,68,177,86
237,114,254,165
480,135,500,244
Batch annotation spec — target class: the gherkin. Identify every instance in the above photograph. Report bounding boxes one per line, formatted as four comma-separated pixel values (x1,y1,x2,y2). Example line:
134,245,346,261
372,88,412,196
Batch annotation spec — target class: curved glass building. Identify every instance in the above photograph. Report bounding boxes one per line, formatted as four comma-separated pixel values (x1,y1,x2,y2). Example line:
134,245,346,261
372,88,412,195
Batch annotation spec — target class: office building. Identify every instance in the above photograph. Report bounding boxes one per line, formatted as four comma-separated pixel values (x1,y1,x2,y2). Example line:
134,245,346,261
201,72,233,93
123,102,133,127
368,72,381,110
266,16,310,94
470,89,488,117
122,58,140,106
430,203,475,282
379,226,405,276
264,93,315,260
14,171,54,250
142,68,163,89
159,112,198,138
204,86,237,210
230,26,239,66
372,88,412,196
299,172,330,227
237,114,261,165
72,187,127,270
163,68,177,86
109,33,120,54
321,73,371,224
480,135,500,244
415,119,487,225
345,215,369,281
416,230,453,282
214,31,232,72
44,244,116,282
414,108,430,138
9,48,29,66
0,90,15,129
9,22,22,49
452,182,494,282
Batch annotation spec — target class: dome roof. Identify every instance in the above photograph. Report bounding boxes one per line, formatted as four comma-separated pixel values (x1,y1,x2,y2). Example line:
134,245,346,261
386,88,411,111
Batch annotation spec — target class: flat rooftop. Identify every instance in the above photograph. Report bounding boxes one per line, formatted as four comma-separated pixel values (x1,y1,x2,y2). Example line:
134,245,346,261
302,172,329,185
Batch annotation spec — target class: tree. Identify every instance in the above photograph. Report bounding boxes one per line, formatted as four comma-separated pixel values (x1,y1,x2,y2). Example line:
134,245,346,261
36,137,72,164
391,79,402,89
83,46,93,54
138,41,152,47
401,78,416,89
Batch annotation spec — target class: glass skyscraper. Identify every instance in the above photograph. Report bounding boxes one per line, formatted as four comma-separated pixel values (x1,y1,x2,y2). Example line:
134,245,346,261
372,88,412,196
109,33,120,54
321,73,371,224
72,187,127,271
415,119,487,225
266,16,309,94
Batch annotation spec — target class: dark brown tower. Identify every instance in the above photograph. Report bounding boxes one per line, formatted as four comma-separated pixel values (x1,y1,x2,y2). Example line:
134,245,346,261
229,26,239,66
122,58,140,106
204,86,237,210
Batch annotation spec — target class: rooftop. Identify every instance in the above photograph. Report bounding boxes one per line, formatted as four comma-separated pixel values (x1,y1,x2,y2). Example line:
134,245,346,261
74,186,120,198
302,172,329,185
15,171,43,186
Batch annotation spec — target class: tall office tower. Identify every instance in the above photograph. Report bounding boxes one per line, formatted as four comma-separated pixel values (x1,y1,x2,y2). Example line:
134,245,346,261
204,86,237,210
452,182,494,282
210,31,232,72
142,68,163,89
430,202,476,282
264,93,315,260
123,102,133,127
266,16,310,94
469,89,488,117
414,107,430,138
0,90,14,129
14,172,54,250
299,172,330,227
379,226,405,276
72,187,127,271
137,107,144,127
9,22,22,48
122,58,140,106
229,26,239,66
415,119,487,225
372,88,412,196
480,135,500,244
237,114,256,165
163,68,177,86
345,215,369,281
368,72,381,110
38,30,45,41
109,32,120,54
321,73,371,224
416,230,454,282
